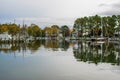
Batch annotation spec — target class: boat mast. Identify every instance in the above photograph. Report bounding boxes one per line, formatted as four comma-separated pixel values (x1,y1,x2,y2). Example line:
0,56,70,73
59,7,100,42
23,19,25,27
101,17,103,37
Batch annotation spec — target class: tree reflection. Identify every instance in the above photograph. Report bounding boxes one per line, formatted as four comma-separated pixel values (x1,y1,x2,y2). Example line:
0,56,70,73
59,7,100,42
59,40,69,51
0,40,120,66
0,40,70,53
44,40,59,51
73,41,120,65
43,40,70,51
27,40,42,50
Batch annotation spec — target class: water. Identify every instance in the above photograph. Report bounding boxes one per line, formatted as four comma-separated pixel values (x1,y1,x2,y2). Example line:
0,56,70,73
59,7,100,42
0,40,120,80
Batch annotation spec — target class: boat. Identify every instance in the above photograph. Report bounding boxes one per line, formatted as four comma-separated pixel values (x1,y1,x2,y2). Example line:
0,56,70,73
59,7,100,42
91,37,106,41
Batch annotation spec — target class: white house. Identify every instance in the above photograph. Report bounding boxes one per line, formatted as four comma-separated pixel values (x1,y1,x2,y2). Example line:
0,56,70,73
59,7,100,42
0,32,12,40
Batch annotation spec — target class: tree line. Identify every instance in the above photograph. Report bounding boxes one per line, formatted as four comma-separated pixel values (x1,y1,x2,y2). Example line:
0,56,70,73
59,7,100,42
1,14,120,39
74,15,120,37
0,23,71,38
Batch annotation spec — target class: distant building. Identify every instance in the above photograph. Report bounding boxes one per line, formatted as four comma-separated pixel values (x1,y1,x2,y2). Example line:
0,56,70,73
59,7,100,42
0,32,12,40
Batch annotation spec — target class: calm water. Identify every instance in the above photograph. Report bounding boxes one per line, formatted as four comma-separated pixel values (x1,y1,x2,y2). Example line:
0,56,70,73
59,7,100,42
0,40,120,80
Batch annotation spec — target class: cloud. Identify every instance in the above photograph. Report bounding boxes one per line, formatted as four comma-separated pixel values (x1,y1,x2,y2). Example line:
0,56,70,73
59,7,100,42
101,10,120,16
1,0,120,28
16,17,75,25
0,0,107,18
99,4,109,7
14,17,75,29
99,1,120,15
112,3,120,8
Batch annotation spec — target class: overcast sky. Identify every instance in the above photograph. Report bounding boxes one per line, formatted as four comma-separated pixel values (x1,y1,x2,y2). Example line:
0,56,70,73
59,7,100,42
0,0,120,28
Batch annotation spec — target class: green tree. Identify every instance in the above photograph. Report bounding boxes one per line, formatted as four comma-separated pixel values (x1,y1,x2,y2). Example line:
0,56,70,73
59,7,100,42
91,15,101,37
60,25,70,37
116,15,120,36
107,16,116,37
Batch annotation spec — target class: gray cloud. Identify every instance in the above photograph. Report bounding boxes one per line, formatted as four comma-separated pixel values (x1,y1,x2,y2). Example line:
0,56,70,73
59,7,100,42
101,10,120,15
112,3,120,8
98,3,109,7
1,0,120,28
99,1,120,15
15,17,75,29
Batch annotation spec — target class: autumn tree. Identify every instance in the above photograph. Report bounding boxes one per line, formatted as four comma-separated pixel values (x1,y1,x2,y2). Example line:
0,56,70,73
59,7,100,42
51,25,59,37
8,24,20,36
44,27,52,37
27,24,42,37
0,24,8,33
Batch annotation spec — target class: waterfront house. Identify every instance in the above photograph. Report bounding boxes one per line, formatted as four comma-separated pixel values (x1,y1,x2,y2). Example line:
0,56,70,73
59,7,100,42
12,31,29,40
0,32,12,40
71,30,78,39
12,34,26,40
71,28,82,39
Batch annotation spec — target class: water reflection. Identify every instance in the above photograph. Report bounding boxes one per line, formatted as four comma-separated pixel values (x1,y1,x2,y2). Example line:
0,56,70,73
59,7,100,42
73,41,120,65
0,40,120,66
